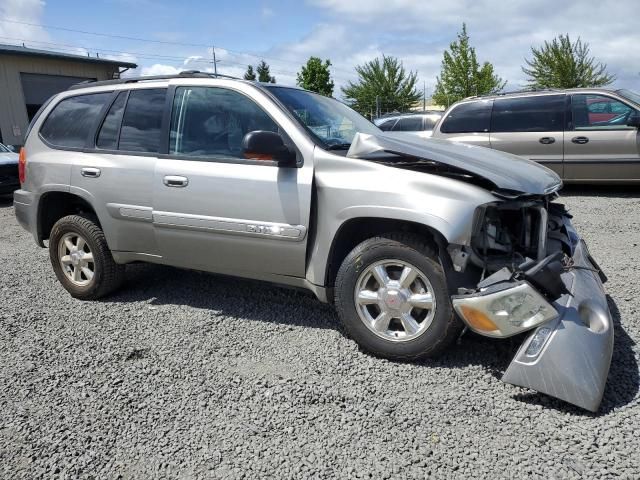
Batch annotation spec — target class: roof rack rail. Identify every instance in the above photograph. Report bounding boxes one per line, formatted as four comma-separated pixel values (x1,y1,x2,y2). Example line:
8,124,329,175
465,87,563,100
68,70,242,90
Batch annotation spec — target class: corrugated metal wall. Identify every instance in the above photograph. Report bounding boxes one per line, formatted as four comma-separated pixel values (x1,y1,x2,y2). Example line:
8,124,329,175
0,54,117,145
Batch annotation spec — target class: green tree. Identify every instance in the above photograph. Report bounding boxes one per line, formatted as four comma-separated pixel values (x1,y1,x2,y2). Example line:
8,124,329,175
297,57,334,96
433,24,505,106
243,65,256,81
342,55,421,116
522,34,614,88
256,60,276,83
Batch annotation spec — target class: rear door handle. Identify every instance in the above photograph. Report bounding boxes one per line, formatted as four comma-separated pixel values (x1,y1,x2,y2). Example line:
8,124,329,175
539,137,555,145
81,167,101,178
163,175,189,188
572,136,589,145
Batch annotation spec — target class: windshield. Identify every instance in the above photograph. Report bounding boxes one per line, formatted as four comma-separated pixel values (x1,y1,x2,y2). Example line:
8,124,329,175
617,89,640,106
265,86,380,149
0,143,10,153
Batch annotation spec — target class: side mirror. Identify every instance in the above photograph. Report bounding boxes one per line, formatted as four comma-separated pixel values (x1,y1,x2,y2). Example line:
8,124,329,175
241,130,297,166
627,114,640,128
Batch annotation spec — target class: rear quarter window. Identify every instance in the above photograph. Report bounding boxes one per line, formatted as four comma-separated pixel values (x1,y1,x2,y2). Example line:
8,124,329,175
39,93,112,148
440,101,492,133
392,116,423,131
378,119,397,131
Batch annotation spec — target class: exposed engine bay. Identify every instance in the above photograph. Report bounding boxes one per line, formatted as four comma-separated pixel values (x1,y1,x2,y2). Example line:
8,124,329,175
447,197,585,299
469,199,573,276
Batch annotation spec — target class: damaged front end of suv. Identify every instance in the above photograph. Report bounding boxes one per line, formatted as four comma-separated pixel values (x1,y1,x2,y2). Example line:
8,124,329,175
451,196,613,412
347,134,614,412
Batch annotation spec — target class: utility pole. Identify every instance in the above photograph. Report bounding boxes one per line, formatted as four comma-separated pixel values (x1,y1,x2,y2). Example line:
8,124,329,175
211,45,219,76
375,95,380,119
423,81,426,111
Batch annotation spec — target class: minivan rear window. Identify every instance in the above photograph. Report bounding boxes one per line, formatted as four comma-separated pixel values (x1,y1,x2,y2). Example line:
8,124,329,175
491,95,565,132
392,116,423,131
440,101,492,133
40,93,112,148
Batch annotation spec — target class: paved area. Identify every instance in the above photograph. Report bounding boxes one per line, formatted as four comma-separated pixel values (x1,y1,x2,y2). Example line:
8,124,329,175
1,187,638,479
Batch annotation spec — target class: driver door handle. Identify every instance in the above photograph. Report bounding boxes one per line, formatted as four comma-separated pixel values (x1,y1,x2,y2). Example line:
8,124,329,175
572,136,589,145
539,137,555,145
163,175,189,188
81,167,101,178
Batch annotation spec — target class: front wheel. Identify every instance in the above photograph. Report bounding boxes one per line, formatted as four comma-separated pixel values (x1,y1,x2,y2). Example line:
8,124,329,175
49,215,125,300
334,233,460,360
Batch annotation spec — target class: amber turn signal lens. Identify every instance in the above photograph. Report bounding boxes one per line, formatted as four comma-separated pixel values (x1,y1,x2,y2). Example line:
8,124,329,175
459,305,500,333
18,147,26,184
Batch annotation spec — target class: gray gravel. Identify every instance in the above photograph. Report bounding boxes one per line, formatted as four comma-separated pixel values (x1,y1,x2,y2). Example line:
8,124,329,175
1,187,639,479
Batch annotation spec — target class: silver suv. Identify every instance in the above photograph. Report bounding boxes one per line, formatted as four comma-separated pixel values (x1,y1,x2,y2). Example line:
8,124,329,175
13,72,613,411
431,88,640,183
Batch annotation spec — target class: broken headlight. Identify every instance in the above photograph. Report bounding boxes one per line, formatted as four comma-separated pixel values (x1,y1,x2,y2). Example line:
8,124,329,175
453,282,558,338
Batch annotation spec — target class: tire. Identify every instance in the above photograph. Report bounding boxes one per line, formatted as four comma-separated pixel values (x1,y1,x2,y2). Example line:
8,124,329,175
49,214,125,300
334,233,460,360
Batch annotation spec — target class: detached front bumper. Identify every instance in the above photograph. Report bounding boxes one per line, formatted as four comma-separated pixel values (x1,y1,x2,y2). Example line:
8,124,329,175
453,218,613,412
502,239,613,412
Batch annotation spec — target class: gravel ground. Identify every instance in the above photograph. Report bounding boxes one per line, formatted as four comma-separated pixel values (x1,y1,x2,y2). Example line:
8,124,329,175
1,187,639,479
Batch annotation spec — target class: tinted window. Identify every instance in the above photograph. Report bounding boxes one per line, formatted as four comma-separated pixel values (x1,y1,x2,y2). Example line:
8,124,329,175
119,89,166,153
170,86,279,159
571,94,636,129
392,117,423,131
424,116,440,130
440,101,492,133
491,95,564,132
378,119,397,131
96,91,127,149
40,93,111,148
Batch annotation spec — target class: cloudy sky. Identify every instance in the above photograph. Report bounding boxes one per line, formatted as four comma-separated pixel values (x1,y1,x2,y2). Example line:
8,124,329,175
1,0,638,99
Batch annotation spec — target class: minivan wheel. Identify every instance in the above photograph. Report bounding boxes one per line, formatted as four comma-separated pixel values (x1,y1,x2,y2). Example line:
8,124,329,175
49,215,125,300
334,233,460,360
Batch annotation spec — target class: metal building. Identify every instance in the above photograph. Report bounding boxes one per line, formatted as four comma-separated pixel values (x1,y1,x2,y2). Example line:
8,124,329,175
0,44,137,146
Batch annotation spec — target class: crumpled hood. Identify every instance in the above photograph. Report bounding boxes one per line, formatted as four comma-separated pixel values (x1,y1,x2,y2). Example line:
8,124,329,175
0,152,18,166
346,133,562,195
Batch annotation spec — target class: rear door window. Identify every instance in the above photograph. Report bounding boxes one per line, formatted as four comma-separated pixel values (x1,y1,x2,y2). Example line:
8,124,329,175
440,101,492,133
40,92,112,148
118,89,166,153
392,117,423,131
491,95,565,132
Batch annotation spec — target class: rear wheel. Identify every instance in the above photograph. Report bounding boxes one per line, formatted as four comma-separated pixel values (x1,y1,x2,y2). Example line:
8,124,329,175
49,215,125,299
334,233,459,360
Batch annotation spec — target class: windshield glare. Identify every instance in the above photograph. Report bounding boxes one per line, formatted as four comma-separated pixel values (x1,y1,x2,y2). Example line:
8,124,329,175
617,89,640,106
0,143,10,153
265,86,379,148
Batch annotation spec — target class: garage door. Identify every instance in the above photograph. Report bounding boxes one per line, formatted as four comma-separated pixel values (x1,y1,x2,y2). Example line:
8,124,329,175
20,73,96,120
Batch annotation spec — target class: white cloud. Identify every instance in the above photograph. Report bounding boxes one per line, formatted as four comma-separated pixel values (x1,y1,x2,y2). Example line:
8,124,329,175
0,0,50,45
305,0,640,90
262,7,274,19
140,63,183,76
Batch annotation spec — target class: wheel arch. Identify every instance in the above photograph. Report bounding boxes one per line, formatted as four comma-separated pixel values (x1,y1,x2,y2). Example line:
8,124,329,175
323,216,450,290
36,190,101,246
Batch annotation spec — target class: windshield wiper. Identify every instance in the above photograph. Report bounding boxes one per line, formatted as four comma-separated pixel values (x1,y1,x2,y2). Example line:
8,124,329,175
326,143,351,150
